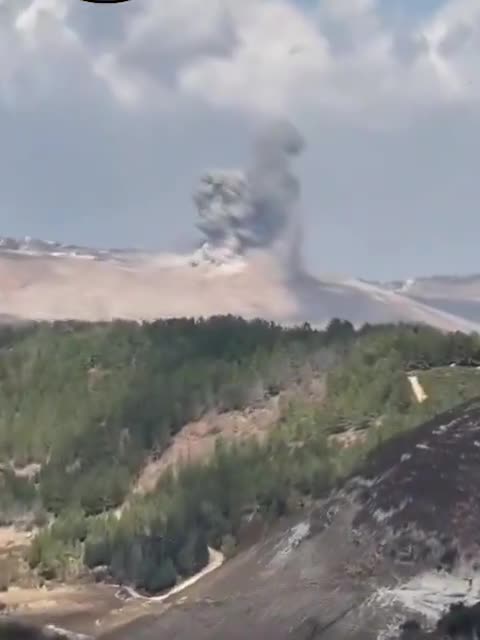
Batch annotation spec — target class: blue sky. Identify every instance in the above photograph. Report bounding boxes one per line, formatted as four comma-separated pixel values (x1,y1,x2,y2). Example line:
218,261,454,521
2,0,480,280
378,0,445,16
297,0,445,18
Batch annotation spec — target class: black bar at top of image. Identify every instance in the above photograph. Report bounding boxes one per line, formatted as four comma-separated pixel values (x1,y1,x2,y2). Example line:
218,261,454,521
81,0,132,4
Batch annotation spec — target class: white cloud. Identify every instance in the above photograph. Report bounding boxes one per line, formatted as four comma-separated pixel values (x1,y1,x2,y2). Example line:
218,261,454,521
15,0,67,35
423,0,480,96
89,0,480,121
0,0,95,107
1,0,480,121
177,0,330,115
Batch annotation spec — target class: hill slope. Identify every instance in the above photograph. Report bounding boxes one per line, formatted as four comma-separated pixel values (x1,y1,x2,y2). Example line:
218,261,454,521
1,321,480,638
3,320,479,596
7,399,480,640
100,397,480,640
0,247,479,332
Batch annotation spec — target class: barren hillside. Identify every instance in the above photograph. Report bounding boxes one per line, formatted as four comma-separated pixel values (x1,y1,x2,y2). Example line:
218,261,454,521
0,248,479,333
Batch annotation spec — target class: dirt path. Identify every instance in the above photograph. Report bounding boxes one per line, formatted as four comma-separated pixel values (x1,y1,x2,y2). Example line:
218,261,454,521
119,547,225,603
408,375,428,403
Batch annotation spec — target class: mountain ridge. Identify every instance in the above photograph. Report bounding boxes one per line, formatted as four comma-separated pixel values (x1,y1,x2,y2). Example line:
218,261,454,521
0,234,478,333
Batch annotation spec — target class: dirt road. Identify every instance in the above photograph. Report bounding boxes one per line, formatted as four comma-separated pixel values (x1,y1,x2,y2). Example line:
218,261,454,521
119,547,224,603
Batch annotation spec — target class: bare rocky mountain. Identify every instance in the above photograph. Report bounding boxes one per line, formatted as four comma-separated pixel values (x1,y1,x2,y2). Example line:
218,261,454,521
368,275,480,325
2,245,480,332
1,121,478,331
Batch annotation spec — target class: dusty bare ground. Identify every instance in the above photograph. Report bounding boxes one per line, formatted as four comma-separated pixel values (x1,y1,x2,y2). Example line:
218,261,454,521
10,562,227,639
0,250,479,332
0,526,32,551
1,585,99,614
328,428,369,449
132,397,284,497
0,526,36,590
0,252,298,323
5,584,133,637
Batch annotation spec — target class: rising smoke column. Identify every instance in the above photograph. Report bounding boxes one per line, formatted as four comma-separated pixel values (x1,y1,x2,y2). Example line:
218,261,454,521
192,120,305,273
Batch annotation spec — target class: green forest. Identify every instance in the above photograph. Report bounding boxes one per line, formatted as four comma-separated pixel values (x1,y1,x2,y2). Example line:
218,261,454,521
1,317,480,593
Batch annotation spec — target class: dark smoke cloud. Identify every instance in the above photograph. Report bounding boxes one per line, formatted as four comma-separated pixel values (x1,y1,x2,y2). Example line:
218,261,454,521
192,120,304,271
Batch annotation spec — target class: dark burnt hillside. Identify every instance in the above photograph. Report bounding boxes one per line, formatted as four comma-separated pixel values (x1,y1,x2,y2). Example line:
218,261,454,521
352,397,480,570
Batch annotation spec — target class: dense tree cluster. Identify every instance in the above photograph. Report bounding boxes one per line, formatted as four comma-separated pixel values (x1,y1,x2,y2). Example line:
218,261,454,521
0,316,340,517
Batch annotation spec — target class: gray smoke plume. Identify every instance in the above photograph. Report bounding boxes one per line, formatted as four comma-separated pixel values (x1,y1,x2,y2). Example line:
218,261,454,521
192,120,305,273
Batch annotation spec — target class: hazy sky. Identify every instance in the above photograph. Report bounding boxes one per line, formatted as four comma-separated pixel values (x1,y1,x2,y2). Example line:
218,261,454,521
1,0,480,280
